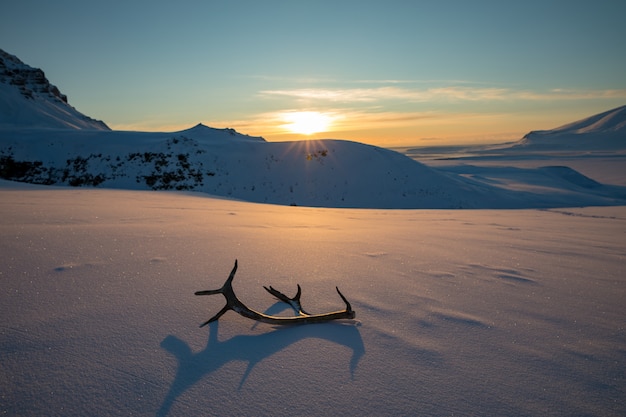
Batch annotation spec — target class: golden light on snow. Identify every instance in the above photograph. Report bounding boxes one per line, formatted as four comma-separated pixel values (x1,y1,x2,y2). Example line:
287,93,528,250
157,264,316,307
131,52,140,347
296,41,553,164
281,111,334,135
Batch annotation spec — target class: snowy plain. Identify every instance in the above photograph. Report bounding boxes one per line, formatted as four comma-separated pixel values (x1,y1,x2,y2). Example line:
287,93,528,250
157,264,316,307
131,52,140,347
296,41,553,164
1,155,625,416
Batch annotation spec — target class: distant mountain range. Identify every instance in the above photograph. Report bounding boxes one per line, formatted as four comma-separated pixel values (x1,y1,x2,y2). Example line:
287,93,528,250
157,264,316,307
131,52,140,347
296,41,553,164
1,49,624,208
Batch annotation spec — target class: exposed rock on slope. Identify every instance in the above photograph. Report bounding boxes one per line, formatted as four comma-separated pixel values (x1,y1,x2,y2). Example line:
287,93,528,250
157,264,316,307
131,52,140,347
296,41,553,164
0,49,109,130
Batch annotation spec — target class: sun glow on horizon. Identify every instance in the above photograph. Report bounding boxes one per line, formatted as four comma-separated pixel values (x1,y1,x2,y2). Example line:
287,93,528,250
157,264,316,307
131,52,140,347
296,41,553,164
281,111,334,135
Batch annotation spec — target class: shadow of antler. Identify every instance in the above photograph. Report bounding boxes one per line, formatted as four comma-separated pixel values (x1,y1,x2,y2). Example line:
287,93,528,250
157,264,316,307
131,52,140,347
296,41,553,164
157,321,364,417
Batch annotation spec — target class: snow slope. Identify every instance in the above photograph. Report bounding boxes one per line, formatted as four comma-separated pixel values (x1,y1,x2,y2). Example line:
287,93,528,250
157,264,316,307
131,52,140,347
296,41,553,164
1,183,624,416
514,105,626,151
400,106,626,207
0,49,109,130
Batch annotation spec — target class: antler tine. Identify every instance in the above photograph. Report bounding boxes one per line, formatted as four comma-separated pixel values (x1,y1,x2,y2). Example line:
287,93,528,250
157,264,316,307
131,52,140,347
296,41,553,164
199,305,230,327
263,285,292,303
194,259,238,296
264,284,310,316
336,287,353,314
194,288,222,296
226,259,238,284
195,260,240,327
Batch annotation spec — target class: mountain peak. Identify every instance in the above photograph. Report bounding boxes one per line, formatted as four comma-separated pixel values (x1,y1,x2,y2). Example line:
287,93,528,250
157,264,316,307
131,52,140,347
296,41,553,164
177,123,266,142
0,49,109,130
0,49,68,103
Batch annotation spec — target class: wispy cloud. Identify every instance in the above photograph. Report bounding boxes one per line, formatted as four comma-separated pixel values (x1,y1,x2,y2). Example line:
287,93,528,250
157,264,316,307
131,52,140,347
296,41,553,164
260,86,426,102
260,86,626,103
350,79,488,85
246,75,339,84
514,88,626,100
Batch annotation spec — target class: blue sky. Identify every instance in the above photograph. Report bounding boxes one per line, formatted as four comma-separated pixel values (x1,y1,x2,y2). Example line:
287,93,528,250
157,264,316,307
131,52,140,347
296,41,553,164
2,0,625,145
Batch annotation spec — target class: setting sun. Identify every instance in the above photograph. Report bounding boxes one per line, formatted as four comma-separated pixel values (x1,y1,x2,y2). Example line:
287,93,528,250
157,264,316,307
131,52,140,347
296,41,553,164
281,111,333,135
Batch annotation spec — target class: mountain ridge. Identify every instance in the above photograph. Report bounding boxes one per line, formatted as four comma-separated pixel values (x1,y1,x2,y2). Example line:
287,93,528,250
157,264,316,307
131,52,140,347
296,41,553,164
515,105,626,150
0,48,109,130
547,105,626,134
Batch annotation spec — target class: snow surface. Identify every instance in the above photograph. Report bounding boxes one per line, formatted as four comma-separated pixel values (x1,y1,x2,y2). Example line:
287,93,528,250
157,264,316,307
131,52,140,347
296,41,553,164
0,82,108,130
1,181,625,417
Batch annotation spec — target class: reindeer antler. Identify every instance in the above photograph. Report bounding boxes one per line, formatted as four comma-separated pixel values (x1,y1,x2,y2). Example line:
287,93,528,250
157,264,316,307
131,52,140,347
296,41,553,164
195,260,355,326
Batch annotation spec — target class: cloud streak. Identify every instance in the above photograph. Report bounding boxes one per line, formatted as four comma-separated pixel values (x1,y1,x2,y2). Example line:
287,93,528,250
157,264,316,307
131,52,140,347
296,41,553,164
260,86,626,103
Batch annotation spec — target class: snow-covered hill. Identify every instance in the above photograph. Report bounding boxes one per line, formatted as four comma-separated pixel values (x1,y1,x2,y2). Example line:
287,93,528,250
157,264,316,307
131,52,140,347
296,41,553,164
0,49,109,130
514,105,626,151
0,124,489,208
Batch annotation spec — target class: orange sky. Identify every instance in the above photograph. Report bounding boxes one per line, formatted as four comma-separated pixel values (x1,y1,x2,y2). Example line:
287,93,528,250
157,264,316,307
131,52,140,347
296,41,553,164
188,102,625,147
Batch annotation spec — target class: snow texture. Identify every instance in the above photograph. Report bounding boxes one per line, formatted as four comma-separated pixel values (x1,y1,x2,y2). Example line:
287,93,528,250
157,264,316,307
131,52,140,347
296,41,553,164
1,182,625,417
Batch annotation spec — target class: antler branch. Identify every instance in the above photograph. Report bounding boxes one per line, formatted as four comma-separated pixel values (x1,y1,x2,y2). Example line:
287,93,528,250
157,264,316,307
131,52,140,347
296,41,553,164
195,260,355,326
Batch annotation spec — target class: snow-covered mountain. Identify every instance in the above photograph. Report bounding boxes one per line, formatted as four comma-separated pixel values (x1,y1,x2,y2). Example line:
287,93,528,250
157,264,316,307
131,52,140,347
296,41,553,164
0,49,109,130
514,105,626,151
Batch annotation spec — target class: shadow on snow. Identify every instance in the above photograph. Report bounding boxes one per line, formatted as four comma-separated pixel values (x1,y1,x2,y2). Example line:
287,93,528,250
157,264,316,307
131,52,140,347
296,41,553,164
157,317,364,417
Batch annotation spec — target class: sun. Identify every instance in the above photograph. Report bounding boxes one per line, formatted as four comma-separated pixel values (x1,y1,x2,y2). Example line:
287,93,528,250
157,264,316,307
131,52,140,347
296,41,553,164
282,111,333,135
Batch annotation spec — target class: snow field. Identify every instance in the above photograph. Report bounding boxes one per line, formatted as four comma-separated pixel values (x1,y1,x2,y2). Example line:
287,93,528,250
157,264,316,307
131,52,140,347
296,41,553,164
1,184,624,416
